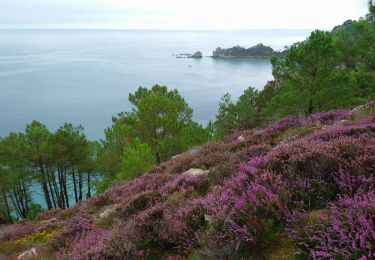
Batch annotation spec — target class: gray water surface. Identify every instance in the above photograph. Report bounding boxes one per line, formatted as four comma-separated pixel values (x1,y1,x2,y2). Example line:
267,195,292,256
0,29,312,140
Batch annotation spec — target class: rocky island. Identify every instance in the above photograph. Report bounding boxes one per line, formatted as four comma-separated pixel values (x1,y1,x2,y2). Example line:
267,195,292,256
190,51,202,58
174,51,203,58
212,43,288,59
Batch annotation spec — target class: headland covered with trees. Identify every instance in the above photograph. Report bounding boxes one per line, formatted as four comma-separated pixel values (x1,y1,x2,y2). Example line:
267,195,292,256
0,2,374,259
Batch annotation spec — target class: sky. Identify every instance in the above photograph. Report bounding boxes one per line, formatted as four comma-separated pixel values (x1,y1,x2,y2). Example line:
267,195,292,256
0,0,370,30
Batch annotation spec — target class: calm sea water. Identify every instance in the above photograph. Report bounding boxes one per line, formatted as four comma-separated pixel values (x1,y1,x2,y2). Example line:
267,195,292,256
0,29,312,140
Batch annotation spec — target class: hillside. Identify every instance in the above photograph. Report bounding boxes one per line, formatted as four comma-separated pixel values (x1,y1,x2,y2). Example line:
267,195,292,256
212,44,288,59
0,103,374,259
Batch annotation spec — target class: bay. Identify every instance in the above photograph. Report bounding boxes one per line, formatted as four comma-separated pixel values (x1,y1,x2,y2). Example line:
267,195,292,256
0,29,312,140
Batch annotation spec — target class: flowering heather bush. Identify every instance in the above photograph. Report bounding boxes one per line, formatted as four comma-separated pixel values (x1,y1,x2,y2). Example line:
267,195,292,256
308,109,350,125
116,190,162,219
368,99,375,116
104,173,174,203
70,228,113,260
289,191,375,259
191,150,233,169
265,136,375,209
201,157,289,257
335,168,374,197
263,115,304,136
102,204,196,258
160,172,209,197
304,119,375,141
86,193,112,209
149,146,203,176
35,208,63,221
50,215,93,250
222,130,254,143
1,108,374,259
0,221,39,241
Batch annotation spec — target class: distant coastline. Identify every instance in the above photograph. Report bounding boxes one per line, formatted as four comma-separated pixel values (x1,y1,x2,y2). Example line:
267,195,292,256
211,43,288,59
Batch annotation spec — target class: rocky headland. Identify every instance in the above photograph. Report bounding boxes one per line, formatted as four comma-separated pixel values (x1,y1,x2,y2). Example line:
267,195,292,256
212,43,288,59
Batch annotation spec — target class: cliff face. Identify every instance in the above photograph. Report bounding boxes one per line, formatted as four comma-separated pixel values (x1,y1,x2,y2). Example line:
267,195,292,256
212,43,288,59
0,105,374,259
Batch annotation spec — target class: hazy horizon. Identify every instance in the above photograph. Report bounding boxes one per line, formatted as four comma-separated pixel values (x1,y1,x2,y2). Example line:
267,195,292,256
0,0,368,30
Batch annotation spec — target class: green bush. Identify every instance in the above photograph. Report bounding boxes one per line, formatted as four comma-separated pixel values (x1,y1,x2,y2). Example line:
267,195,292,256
26,203,43,221
93,178,113,194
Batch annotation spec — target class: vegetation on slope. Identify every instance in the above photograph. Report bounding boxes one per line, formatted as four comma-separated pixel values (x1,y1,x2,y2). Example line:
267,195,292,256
0,103,374,259
212,43,287,59
0,4,374,259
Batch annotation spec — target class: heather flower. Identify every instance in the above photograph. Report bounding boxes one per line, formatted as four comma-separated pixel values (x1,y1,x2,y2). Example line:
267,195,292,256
201,157,289,257
289,191,375,259
160,172,209,197
263,115,303,136
308,109,350,125
70,228,113,260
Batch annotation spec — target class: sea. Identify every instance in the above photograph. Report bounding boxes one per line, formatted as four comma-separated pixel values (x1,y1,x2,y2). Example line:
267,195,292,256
0,29,312,140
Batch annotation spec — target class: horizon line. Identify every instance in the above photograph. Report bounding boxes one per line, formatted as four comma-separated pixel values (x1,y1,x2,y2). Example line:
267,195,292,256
0,28,318,31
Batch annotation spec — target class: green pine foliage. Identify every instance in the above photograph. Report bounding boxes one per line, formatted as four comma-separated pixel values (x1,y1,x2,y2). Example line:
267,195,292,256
213,17,375,137
117,139,156,181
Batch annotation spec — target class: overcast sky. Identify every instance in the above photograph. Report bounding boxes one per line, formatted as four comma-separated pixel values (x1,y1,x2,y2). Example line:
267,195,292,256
0,0,369,30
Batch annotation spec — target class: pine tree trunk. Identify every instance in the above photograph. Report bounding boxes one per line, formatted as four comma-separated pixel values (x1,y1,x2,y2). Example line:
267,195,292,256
78,170,83,201
72,168,78,203
63,167,69,208
39,158,52,209
2,192,13,223
86,172,91,199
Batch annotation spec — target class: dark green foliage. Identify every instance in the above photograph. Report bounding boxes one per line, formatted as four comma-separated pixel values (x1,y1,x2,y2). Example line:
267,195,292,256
367,0,375,23
98,113,138,179
213,93,237,138
93,178,112,194
213,44,284,58
236,87,259,129
99,85,209,182
214,87,260,138
214,20,375,133
26,203,43,221
0,133,31,220
117,139,155,181
271,30,358,116
0,120,97,220
130,85,194,163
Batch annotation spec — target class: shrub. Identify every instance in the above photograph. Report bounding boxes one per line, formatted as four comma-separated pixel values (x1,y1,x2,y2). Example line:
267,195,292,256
208,161,238,186
116,190,161,219
160,173,209,197
308,109,350,125
2,110,374,259
105,173,173,204
263,116,304,136
50,215,93,250
70,228,113,260
202,157,289,258
93,177,113,194
191,150,233,169
289,191,375,259
274,124,321,143
266,136,375,210
16,229,60,246
87,194,112,209
26,203,43,221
